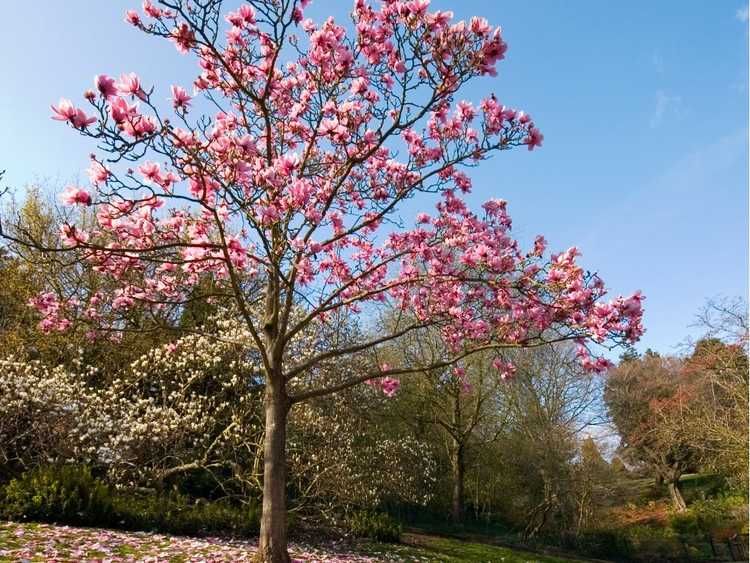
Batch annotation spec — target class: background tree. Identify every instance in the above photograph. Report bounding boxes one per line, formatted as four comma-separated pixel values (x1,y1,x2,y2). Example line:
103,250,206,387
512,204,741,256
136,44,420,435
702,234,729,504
571,436,616,534
496,344,606,538
605,351,698,511
383,326,508,522
1,2,644,560
677,298,748,485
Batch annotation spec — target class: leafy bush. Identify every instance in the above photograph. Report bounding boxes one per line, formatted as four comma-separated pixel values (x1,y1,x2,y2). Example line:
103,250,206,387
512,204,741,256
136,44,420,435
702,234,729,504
572,528,633,559
669,511,701,536
347,510,402,543
0,464,260,537
0,465,113,526
112,491,259,537
626,525,681,561
670,494,748,536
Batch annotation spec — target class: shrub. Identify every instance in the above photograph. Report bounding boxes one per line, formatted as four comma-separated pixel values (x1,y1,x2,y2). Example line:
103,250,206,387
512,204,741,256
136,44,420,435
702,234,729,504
670,494,748,537
112,491,259,537
669,511,701,536
0,464,261,538
0,465,113,526
347,510,401,543
573,528,633,559
626,525,681,561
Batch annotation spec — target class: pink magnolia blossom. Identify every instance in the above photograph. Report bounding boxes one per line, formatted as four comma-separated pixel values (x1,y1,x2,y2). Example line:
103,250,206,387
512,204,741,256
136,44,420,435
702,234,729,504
125,10,141,26
94,74,117,100
50,98,96,128
525,126,544,151
171,23,195,53
142,0,163,19
87,160,110,185
115,73,143,98
170,85,192,110
59,186,92,206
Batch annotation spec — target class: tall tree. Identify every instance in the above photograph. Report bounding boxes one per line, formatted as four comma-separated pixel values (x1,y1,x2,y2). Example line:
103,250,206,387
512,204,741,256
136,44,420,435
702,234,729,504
605,352,697,511
503,345,606,537
679,298,749,484
1,3,643,560
385,331,508,522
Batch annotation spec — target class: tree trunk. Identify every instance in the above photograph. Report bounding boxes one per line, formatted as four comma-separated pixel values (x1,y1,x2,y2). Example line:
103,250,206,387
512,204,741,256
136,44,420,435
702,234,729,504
256,381,291,563
450,444,465,522
668,479,687,512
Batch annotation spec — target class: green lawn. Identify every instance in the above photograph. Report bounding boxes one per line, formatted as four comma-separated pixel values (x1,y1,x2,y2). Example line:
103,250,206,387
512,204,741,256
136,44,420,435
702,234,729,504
361,532,586,562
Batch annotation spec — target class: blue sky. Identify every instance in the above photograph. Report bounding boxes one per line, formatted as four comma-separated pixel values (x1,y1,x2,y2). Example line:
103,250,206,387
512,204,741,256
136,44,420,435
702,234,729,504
1,1,747,355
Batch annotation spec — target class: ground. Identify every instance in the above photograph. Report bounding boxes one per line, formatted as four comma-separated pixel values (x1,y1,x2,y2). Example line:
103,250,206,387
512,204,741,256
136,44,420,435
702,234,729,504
0,521,583,562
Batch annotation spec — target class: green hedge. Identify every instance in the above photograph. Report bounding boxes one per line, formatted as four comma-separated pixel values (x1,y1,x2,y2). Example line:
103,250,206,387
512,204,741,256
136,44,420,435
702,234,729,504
0,465,260,537
1,465,114,527
347,510,402,543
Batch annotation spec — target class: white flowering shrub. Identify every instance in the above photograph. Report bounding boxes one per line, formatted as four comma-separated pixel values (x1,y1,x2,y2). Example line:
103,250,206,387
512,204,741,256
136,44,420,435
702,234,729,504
289,392,437,512
0,358,100,474
0,316,265,489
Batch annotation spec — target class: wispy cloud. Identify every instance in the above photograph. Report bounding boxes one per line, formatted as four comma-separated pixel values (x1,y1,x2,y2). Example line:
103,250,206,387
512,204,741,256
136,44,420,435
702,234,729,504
652,51,664,74
737,5,749,22
650,90,682,128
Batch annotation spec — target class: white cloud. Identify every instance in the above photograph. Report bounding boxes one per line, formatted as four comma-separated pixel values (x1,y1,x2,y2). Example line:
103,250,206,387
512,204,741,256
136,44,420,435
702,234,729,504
650,90,682,128
737,6,749,22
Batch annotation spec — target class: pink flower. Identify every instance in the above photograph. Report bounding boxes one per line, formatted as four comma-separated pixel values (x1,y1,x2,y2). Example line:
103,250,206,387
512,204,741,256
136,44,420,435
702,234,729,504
226,5,256,27
380,377,400,397
170,85,192,110
60,186,92,206
142,0,163,19
115,73,143,98
525,126,544,151
171,23,195,53
109,97,139,124
51,99,96,128
95,74,117,100
125,10,141,26
60,224,89,246
87,161,110,185
492,358,516,380
532,235,547,256
138,161,162,183
51,98,77,121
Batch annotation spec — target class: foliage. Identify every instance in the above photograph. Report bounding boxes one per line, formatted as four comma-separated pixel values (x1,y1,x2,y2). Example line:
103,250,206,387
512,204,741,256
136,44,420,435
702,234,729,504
605,351,698,510
669,494,748,536
0,188,168,370
347,510,402,543
0,465,259,538
490,345,606,538
289,391,437,512
678,299,749,484
113,491,259,537
0,465,113,526
569,528,633,560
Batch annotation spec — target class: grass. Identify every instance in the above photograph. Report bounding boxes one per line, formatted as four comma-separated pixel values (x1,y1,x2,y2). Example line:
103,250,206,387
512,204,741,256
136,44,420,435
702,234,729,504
360,533,586,562
0,520,586,562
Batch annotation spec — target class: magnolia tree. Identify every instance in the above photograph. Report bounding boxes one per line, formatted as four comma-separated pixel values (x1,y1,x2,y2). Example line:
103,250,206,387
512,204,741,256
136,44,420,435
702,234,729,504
1,1,644,560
